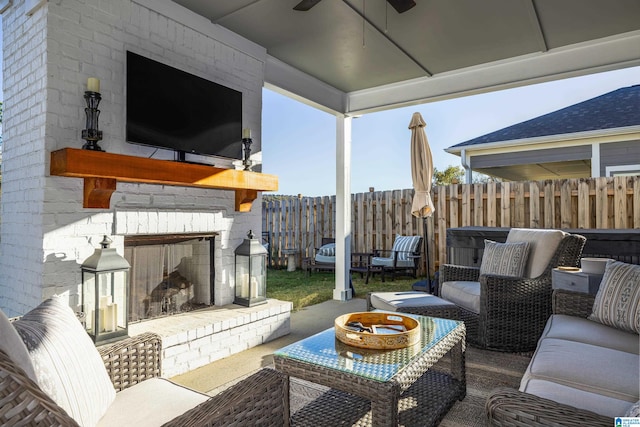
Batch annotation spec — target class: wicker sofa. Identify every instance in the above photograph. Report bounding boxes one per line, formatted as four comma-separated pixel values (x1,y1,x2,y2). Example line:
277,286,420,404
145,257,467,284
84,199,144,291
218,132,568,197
486,288,639,426
0,296,287,427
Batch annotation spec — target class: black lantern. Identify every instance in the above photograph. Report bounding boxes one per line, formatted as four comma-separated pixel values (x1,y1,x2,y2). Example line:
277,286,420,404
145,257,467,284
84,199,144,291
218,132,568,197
81,236,130,344
234,230,268,307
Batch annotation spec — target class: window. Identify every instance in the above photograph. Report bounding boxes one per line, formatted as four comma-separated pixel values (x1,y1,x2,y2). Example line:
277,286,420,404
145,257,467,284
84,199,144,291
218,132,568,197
606,164,640,177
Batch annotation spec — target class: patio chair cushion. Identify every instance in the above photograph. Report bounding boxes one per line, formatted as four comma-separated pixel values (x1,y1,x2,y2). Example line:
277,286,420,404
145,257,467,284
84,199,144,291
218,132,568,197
506,228,566,278
479,240,530,277
0,309,37,382
588,260,640,333
521,378,634,419
317,243,336,256
439,281,481,314
392,235,421,262
12,295,116,427
370,256,415,268
370,235,421,267
96,378,209,427
369,291,456,312
314,254,335,264
520,337,638,416
540,314,639,354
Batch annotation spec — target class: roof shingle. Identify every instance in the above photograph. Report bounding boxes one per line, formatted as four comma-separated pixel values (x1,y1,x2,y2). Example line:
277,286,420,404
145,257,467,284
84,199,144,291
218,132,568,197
450,84,640,148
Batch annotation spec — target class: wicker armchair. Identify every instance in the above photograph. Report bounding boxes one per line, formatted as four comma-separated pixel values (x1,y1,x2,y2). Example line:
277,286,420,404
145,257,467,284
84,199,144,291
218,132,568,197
0,332,288,427
485,290,611,426
440,230,586,352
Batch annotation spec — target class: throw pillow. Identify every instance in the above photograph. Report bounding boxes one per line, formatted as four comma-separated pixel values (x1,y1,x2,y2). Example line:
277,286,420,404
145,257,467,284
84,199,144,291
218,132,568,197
12,295,116,427
0,309,37,382
625,400,640,417
589,260,640,334
318,243,336,256
480,240,530,278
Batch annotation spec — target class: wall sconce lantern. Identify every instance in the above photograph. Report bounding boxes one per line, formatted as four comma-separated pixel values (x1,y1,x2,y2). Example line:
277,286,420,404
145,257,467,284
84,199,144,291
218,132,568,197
234,230,267,307
81,235,130,344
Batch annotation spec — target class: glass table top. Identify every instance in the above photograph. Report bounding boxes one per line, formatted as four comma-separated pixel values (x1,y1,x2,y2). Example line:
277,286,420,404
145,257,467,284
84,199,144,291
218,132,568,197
274,315,462,382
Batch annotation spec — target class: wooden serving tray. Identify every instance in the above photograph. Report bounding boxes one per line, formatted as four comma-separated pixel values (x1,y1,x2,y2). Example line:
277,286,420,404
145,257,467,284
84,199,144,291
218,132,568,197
335,312,420,349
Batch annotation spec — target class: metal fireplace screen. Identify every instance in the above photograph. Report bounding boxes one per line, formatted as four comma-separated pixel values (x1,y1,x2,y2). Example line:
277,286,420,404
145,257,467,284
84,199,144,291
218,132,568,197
124,235,214,322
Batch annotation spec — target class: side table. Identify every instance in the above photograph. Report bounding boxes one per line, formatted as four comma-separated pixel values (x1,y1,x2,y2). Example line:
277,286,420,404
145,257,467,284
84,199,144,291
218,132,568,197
552,268,604,295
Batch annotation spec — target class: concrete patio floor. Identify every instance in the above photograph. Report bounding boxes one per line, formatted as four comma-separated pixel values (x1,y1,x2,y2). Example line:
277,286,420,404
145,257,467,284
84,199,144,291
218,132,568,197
170,297,367,395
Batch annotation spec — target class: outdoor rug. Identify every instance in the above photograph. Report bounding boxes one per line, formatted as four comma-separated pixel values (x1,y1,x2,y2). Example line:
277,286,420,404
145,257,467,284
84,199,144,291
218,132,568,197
289,346,532,427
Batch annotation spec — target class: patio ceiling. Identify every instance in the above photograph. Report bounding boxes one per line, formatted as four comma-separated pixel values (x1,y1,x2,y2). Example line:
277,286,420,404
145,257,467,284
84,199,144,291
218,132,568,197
173,0,640,115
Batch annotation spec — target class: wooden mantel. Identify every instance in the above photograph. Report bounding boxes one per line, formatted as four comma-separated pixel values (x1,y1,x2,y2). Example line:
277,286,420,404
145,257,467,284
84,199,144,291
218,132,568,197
50,148,278,211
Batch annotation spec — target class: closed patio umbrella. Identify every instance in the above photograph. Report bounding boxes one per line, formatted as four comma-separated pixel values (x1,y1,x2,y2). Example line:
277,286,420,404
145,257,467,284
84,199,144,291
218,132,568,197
409,112,435,291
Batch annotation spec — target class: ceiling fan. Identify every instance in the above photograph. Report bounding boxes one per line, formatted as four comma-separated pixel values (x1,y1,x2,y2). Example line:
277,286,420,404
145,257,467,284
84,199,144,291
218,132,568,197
294,0,416,14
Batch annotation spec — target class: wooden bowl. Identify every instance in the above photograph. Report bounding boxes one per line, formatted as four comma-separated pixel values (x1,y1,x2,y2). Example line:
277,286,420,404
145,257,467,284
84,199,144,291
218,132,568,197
335,312,420,350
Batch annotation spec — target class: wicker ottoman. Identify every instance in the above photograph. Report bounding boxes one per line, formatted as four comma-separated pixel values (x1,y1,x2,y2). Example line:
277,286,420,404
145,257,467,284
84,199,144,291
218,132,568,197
367,291,460,320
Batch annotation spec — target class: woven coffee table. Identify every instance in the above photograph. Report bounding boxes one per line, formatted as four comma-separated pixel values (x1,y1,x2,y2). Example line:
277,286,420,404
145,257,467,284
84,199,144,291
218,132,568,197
274,315,466,427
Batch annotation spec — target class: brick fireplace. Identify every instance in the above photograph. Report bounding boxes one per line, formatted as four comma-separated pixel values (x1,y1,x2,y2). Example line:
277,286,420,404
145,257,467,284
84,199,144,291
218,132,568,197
0,0,289,377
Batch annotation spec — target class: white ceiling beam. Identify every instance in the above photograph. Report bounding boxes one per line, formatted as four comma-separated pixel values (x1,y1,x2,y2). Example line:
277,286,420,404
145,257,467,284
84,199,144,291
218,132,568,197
264,55,347,115
346,30,640,115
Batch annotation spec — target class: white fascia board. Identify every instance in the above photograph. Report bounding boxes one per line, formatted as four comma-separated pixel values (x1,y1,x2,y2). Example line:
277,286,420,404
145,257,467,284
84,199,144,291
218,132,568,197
445,126,640,155
346,30,640,115
133,0,266,62
264,55,347,116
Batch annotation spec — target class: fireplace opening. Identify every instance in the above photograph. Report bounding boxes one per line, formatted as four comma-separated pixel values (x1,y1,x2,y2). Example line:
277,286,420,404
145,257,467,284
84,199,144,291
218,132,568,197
124,234,216,322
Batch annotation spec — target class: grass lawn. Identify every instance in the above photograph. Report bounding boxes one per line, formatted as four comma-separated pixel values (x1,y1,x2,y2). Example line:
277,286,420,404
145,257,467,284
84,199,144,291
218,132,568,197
266,268,425,311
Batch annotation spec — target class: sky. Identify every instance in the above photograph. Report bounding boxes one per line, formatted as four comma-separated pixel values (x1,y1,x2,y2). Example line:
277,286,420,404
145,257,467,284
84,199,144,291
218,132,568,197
262,65,640,197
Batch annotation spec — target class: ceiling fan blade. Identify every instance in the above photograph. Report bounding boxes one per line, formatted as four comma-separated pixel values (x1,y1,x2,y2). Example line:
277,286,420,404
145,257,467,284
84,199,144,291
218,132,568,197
293,0,323,11
387,0,416,13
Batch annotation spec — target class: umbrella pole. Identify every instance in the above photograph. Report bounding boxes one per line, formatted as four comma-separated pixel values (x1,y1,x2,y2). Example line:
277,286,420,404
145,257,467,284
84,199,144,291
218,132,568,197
423,217,431,293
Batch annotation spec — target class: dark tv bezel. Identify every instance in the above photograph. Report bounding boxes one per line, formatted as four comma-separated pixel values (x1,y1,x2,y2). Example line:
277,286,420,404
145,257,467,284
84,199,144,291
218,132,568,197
125,51,243,161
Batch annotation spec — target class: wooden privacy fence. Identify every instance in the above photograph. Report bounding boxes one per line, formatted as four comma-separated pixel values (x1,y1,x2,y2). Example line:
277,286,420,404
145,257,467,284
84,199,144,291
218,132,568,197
262,176,640,275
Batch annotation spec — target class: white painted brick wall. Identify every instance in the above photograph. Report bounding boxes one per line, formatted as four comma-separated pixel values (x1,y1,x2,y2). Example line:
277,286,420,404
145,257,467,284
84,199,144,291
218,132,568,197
0,0,48,316
127,299,293,378
0,0,267,315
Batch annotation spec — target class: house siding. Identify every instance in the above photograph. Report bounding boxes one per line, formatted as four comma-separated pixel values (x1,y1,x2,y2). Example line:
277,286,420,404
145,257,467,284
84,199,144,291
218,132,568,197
469,145,592,169
599,139,640,176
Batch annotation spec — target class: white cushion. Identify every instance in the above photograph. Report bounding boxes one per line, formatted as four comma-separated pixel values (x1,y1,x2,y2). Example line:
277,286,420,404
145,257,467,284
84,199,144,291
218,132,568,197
314,254,335,264
506,228,566,278
440,281,481,314
480,240,530,277
521,337,638,404
589,260,640,333
96,378,208,427
12,295,116,427
521,378,634,418
371,257,415,268
540,314,639,354
369,291,455,312
0,309,37,382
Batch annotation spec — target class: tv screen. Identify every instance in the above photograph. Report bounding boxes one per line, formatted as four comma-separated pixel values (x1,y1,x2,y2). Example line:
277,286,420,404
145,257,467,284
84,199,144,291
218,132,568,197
126,51,243,160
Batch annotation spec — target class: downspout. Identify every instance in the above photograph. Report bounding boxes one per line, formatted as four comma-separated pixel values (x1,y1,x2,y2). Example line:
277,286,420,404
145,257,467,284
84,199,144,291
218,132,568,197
461,149,472,184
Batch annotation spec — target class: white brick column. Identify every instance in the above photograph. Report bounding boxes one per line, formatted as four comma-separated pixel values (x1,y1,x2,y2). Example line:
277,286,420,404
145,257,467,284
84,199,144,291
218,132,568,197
0,0,267,315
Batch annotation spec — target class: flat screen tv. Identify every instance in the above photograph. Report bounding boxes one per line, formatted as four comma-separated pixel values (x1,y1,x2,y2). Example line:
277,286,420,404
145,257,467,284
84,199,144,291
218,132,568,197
126,51,243,161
